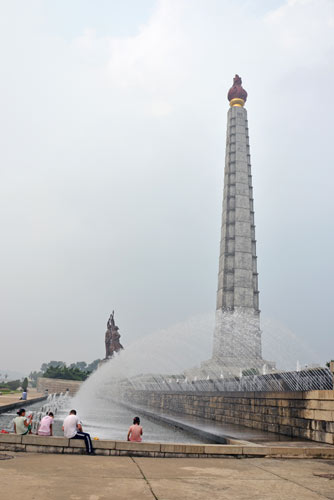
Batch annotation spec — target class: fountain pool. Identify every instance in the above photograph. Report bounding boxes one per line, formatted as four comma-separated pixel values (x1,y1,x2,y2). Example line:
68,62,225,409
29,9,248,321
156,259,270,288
0,395,209,443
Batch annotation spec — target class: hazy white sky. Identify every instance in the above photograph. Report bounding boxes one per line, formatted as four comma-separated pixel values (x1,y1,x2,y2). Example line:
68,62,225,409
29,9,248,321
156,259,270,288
0,0,333,374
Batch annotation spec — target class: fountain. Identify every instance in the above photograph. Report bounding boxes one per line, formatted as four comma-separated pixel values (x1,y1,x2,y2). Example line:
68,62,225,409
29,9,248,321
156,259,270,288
0,392,70,434
60,312,332,443
27,393,70,433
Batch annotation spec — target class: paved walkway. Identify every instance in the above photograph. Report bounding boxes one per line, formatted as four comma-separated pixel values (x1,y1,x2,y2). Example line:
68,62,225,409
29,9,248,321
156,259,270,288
0,453,333,499
0,389,44,409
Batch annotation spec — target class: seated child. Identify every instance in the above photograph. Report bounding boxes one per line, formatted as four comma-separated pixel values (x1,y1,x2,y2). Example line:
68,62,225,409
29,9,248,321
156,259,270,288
37,412,54,436
127,416,143,442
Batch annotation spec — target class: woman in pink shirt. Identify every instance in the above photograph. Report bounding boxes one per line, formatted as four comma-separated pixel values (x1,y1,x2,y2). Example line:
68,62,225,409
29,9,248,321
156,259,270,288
127,416,143,442
37,412,54,436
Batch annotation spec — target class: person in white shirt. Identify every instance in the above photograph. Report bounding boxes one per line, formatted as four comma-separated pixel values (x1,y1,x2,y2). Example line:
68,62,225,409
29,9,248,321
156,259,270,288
62,409,93,454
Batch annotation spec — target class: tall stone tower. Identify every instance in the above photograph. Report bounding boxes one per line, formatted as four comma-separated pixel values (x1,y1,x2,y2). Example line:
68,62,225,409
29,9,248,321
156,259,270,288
202,75,267,377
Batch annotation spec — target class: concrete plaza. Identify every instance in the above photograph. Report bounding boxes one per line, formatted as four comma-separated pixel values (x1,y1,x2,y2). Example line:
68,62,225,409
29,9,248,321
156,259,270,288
0,388,44,408
1,453,334,499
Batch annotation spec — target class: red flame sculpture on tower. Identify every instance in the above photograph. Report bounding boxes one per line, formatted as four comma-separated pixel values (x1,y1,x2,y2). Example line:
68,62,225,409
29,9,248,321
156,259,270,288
227,75,247,107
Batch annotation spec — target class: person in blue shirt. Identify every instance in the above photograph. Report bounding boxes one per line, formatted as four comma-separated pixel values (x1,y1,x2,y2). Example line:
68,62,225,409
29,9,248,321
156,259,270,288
20,390,27,401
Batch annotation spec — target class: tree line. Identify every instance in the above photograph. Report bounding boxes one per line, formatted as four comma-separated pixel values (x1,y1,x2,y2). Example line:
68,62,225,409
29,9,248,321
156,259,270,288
0,360,101,391
29,359,101,384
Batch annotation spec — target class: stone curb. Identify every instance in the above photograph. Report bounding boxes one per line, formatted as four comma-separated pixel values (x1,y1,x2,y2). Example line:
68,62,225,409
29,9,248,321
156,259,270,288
0,434,333,458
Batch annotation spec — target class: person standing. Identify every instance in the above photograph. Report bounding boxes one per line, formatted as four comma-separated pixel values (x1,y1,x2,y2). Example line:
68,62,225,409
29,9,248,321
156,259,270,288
13,409,32,435
37,412,54,436
127,416,143,442
62,409,94,454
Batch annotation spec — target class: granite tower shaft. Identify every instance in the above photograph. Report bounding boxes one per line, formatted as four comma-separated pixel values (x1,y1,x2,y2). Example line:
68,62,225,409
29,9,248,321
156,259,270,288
211,75,263,374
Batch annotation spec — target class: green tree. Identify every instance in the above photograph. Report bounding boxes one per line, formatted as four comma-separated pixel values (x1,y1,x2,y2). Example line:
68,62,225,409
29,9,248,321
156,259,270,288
28,370,42,387
87,359,101,372
69,361,87,371
6,379,21,391
37,358,101,382
41,361,65,373
43,365,90,381
21,377,28,391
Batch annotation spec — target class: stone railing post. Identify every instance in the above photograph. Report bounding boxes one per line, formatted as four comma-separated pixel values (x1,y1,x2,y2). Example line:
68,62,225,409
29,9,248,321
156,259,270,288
330,361,334,389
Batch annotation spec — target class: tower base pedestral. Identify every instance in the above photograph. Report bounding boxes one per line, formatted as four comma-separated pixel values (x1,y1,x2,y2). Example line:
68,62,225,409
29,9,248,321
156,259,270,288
186,309,275,379
199,356,275,379
213,309,262,362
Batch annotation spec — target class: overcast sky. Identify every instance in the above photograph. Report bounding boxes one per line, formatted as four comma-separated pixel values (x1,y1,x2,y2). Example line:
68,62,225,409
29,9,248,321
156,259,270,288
0,0,333,374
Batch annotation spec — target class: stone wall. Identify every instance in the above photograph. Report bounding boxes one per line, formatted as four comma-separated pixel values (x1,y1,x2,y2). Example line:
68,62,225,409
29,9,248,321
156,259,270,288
123,390,334,445
37,377,82,396
1,434,333,459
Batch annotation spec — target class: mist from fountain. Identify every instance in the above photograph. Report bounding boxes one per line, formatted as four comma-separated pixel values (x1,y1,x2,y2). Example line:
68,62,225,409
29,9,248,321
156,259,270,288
71,311,331,410
59,312,332,440
29,393,70,433
186,311,333,392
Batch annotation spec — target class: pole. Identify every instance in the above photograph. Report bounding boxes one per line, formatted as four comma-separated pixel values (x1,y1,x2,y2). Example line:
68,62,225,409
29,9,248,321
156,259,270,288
330,361,334,390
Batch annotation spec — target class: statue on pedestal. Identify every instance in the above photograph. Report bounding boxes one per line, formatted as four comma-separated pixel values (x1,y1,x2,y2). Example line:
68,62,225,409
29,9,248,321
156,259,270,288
105,311,124,359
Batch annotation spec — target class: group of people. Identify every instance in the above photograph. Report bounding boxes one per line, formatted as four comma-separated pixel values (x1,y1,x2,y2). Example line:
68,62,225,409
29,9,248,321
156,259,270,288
13,409,55,436
13,408,143,455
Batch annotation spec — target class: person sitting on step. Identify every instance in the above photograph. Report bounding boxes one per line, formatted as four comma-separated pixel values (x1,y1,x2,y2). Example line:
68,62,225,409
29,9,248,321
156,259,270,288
62,409,94,455
13,409,33,435
127,416,143,442
37,412,54,436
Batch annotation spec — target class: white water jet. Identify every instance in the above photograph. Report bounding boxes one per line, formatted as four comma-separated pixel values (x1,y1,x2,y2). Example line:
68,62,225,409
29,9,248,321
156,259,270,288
62,308,332,440
71,311,330,411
